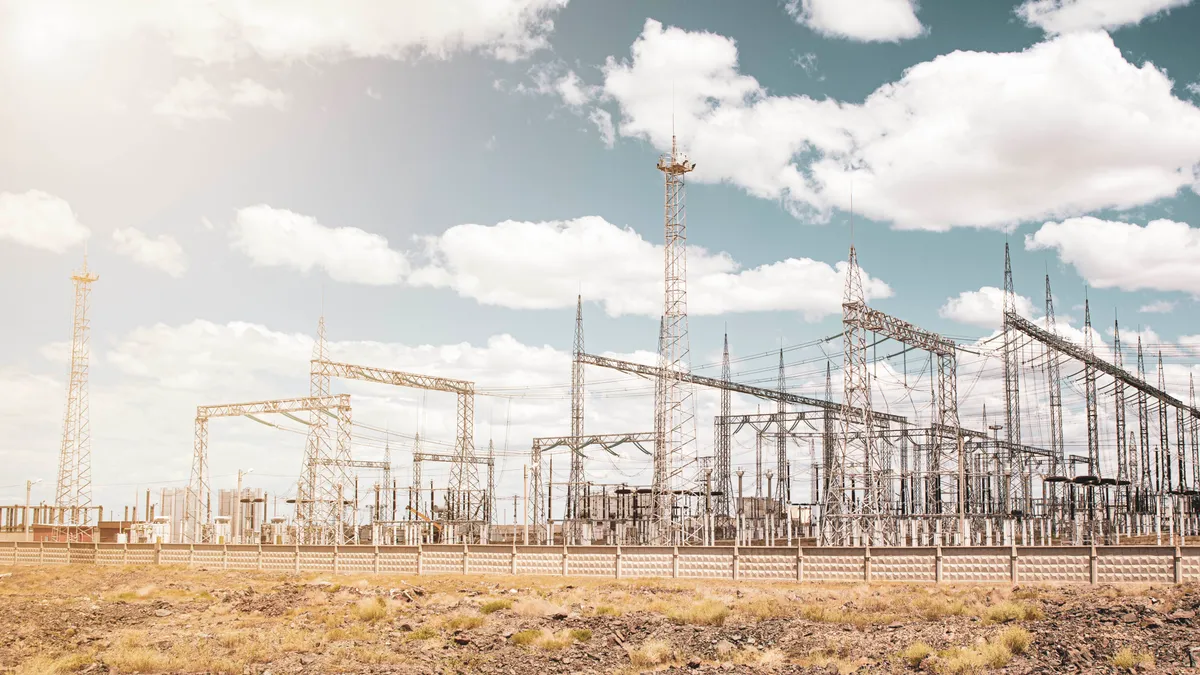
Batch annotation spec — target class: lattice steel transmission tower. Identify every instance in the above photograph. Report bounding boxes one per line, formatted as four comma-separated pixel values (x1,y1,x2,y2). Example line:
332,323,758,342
833,243,881,544
714,332,732,519
55,254,99,538
653,135,698,543
1002,243,1024,514
567,295,585,532
776,349,788,511
1083,297,1100,477
298,317,355,543
1113,319,1128,513
1043,276,1064,516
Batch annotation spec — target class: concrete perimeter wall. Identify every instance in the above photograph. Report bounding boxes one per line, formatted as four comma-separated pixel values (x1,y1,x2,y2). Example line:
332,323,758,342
2,542,1198,584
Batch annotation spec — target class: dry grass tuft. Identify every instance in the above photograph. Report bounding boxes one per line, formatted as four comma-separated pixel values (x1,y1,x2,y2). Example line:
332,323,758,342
405,625,438,641
628,638,673,667
664,598,730,626
351,596,388,622
595,604,621,616
102,647,171,673
981,600,1043,624
998,626,1031,655
735,596,793,621
569,628,593,642
480,598,513,614
513,597,565,617
1111,647,1155,671
901,642,934,667
442,614,485,631
14,652,95,675
510,629,542,646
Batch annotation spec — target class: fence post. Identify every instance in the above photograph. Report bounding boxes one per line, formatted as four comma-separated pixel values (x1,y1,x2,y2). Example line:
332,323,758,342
672,546,679,579
462,543,470,576
333,545,340,574
39,540,45,565
222,544,229,570
562,545,569,577
511,543,518,576
796,545,804,582
1175,546,1183,584
188,544,195,567
935,546,943,584
615,544,622,579
257,544,263,571
416,543,424,576
293,543,300,574
864,546,872,583
1010,545,1019,585
732,545,740,581
153,541,161,566
373,545,380,575
123,543,129,566
1089,545,1098,585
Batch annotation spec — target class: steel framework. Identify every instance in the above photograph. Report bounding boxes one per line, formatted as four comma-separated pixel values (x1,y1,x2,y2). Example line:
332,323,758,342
654,135,698,543
54,255,99,540
184,394,352,543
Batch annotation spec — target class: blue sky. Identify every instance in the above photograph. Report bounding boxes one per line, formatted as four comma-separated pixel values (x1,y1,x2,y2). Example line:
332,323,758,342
3,0,1200,512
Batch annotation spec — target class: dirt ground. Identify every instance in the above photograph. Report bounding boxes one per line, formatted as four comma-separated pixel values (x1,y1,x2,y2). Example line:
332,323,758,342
1,565,1198,674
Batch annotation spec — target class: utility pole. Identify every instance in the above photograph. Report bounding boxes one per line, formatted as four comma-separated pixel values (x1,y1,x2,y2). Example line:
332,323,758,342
235,468,253,544
25,479,42,537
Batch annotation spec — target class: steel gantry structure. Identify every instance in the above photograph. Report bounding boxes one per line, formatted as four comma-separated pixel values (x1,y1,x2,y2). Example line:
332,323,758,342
310,358,487,538
184,394,352,543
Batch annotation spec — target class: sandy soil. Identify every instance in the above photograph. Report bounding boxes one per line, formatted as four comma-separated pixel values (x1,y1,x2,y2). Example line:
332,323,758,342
1,565,1197,674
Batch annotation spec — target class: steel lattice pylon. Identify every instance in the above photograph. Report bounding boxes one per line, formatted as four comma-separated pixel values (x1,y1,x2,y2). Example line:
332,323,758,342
776,350,788,512
1113,319,1128,519
567,295,585,535
1002,243,1025,515
1044,276,1065,521
298,317,355,544
1083,299,1100,477
714,333,733,519
55,255,98,541
654,136,697,544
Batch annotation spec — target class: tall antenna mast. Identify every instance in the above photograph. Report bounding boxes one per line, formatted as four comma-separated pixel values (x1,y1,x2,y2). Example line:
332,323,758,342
654,133,697,543
55,253,99,542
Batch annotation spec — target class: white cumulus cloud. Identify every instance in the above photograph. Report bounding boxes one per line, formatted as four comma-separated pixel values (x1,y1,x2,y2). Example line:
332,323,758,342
601,20,1200,231
407,216,891,319
112,227,187,277
939,286,1036,329
785,0,924,42
154,75,289,123
1016,0,1193,33
1138,300,1176,314
230,205,409,285
0,190,89,253
1026,217,1200,294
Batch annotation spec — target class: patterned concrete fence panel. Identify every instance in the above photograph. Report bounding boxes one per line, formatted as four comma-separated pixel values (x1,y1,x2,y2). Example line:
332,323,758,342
226,545,261,571
678,547,734,580
1181,547,1200,582
1096,546,1175,584
1017,547,1090,583
941,547,1011,583
261,545,296,572
871,547,937,583
565,546,617,577
14,542,42,566
467,545,514,576
739,547,798,581
127,544,156,566
378,547,419,575
96,543,125,566
621,546,674,578
0,544,14,566
514,546,562,576
63,543,91,565
158,545,190,566
419,545,465,575
190,544,224,568
298,546,335,572
335,546,375,574
804,547,867,582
